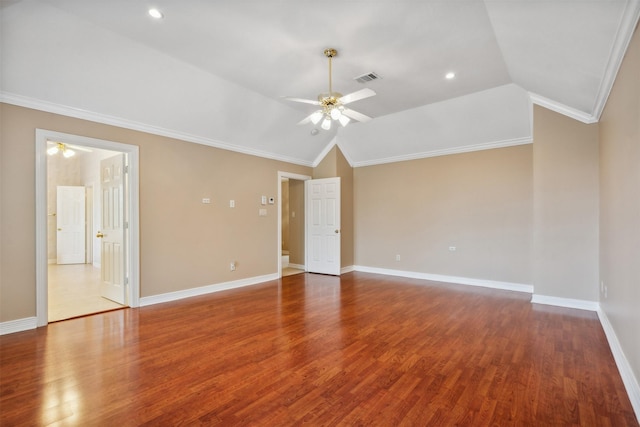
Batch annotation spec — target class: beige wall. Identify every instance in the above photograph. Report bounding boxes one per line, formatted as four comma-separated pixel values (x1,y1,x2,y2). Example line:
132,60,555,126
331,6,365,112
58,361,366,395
354,145,533,284
0,104,311,321
336,147,354,268
532,106,600,301
599,23,640,385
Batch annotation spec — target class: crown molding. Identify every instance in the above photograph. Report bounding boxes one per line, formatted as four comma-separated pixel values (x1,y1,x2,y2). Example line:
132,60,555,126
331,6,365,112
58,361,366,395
591,0,640,121
0,92,314,167
528,92,598,124
311,136,338,168
351,136,532,168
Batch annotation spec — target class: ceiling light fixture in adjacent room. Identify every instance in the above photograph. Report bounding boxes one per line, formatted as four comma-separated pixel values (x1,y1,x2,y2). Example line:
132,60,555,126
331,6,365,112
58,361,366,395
47,142,75,158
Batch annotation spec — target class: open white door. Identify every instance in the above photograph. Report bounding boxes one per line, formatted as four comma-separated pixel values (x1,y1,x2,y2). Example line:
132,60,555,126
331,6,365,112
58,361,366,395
306,177,341,275
56,186,86,264
99,154,126,305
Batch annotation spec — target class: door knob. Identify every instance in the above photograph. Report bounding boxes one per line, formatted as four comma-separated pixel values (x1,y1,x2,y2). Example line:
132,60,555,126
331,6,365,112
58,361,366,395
57,228,62,231
96,232,104,238
335,229,340,234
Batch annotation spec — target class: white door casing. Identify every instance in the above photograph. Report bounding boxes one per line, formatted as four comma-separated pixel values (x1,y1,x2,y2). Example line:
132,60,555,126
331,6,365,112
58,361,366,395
56,186,86,264
36,129,140,327
100,154,127,305
306,177,341,275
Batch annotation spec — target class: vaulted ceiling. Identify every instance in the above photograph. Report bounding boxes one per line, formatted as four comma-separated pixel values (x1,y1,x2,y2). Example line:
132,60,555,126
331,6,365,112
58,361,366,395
1,1,639,166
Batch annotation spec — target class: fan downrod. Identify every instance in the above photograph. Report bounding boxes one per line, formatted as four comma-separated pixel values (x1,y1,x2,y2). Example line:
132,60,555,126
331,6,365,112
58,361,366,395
324,48,337,58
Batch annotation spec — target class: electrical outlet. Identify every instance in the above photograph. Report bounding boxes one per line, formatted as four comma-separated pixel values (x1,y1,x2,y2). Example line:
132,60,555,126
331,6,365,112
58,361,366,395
449,246,456,251
202,198,211,204
395,254,401,261
230,262,236,271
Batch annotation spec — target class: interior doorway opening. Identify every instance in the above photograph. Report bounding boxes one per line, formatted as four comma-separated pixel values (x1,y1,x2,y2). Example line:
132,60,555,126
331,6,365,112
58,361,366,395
36,130,140,326
46,145,125,321
277,172,311,277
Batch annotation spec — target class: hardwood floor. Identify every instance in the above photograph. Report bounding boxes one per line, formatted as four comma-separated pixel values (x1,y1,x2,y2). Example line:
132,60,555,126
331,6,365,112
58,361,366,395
48,264,125,322
1,272,637,425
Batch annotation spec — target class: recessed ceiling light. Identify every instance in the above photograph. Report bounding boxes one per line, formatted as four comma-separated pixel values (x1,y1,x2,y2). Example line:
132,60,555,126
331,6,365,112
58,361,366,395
148,8,163,19
445,72,456,80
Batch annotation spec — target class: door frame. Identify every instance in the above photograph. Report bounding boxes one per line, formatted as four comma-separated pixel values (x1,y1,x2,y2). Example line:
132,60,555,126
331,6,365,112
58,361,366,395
277,171,311,278
35,129,140,327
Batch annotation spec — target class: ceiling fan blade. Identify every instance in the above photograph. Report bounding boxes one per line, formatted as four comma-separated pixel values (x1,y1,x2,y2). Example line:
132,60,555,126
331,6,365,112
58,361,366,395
282,96,321,106
342,108,372,123
297,114,313,125
338,88,376,105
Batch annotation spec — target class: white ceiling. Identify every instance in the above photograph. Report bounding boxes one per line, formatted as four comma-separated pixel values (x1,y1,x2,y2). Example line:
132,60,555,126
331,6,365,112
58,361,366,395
1,0,639,166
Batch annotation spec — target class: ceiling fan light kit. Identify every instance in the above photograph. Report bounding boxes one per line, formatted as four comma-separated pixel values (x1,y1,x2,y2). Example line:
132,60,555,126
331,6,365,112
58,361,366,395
285,48,376,130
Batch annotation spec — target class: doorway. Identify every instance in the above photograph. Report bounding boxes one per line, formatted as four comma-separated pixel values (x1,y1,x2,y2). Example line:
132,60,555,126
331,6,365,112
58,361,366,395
278,172,311,277
47,146,124,321
36,130,140,326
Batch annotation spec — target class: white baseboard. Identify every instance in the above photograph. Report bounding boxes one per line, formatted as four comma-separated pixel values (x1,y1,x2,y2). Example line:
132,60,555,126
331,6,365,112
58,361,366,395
288,263,305,270
353,265,533,293
0,317,38,335
341,265,355,274
139,273,279,307
598,309,640,420
531,294,599,311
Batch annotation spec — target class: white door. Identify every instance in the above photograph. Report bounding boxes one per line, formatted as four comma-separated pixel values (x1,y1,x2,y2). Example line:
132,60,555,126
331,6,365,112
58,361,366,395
56,186,86,264
99,154,126,305
306,177,341,275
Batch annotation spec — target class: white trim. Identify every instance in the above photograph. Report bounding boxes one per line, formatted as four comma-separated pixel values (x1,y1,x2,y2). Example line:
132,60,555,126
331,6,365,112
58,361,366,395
48,259,57,265
530,294,599,311
139,273,278,307
288,263,305,270
591,1,640,121
1,92,313,167
35,129,141,327
277,171,312,278
0,317,38,335
335,136,356,168
353,265,533,293
352,137,532,167
598,308,640,420
341,265,355,274
529,92,598,124
312,137,338,167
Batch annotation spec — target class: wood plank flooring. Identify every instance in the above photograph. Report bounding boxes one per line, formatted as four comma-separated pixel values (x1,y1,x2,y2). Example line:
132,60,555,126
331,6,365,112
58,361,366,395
1,272,637,426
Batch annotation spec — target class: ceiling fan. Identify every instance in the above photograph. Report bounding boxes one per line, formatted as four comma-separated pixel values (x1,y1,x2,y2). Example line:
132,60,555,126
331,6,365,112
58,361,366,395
46,140,92,158
284,48,376,130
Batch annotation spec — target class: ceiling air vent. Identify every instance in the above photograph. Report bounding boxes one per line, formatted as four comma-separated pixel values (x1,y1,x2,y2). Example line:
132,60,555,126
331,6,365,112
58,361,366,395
354,72,380,84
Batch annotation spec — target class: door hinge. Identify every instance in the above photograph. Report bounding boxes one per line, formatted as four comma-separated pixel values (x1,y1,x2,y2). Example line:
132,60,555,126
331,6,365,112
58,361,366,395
124,165,129,174
124,221,129,229
125,277,129,285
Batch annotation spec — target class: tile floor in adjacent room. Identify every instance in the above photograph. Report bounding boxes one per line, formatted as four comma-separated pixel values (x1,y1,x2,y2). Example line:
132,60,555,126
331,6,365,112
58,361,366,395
48,264,125,322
